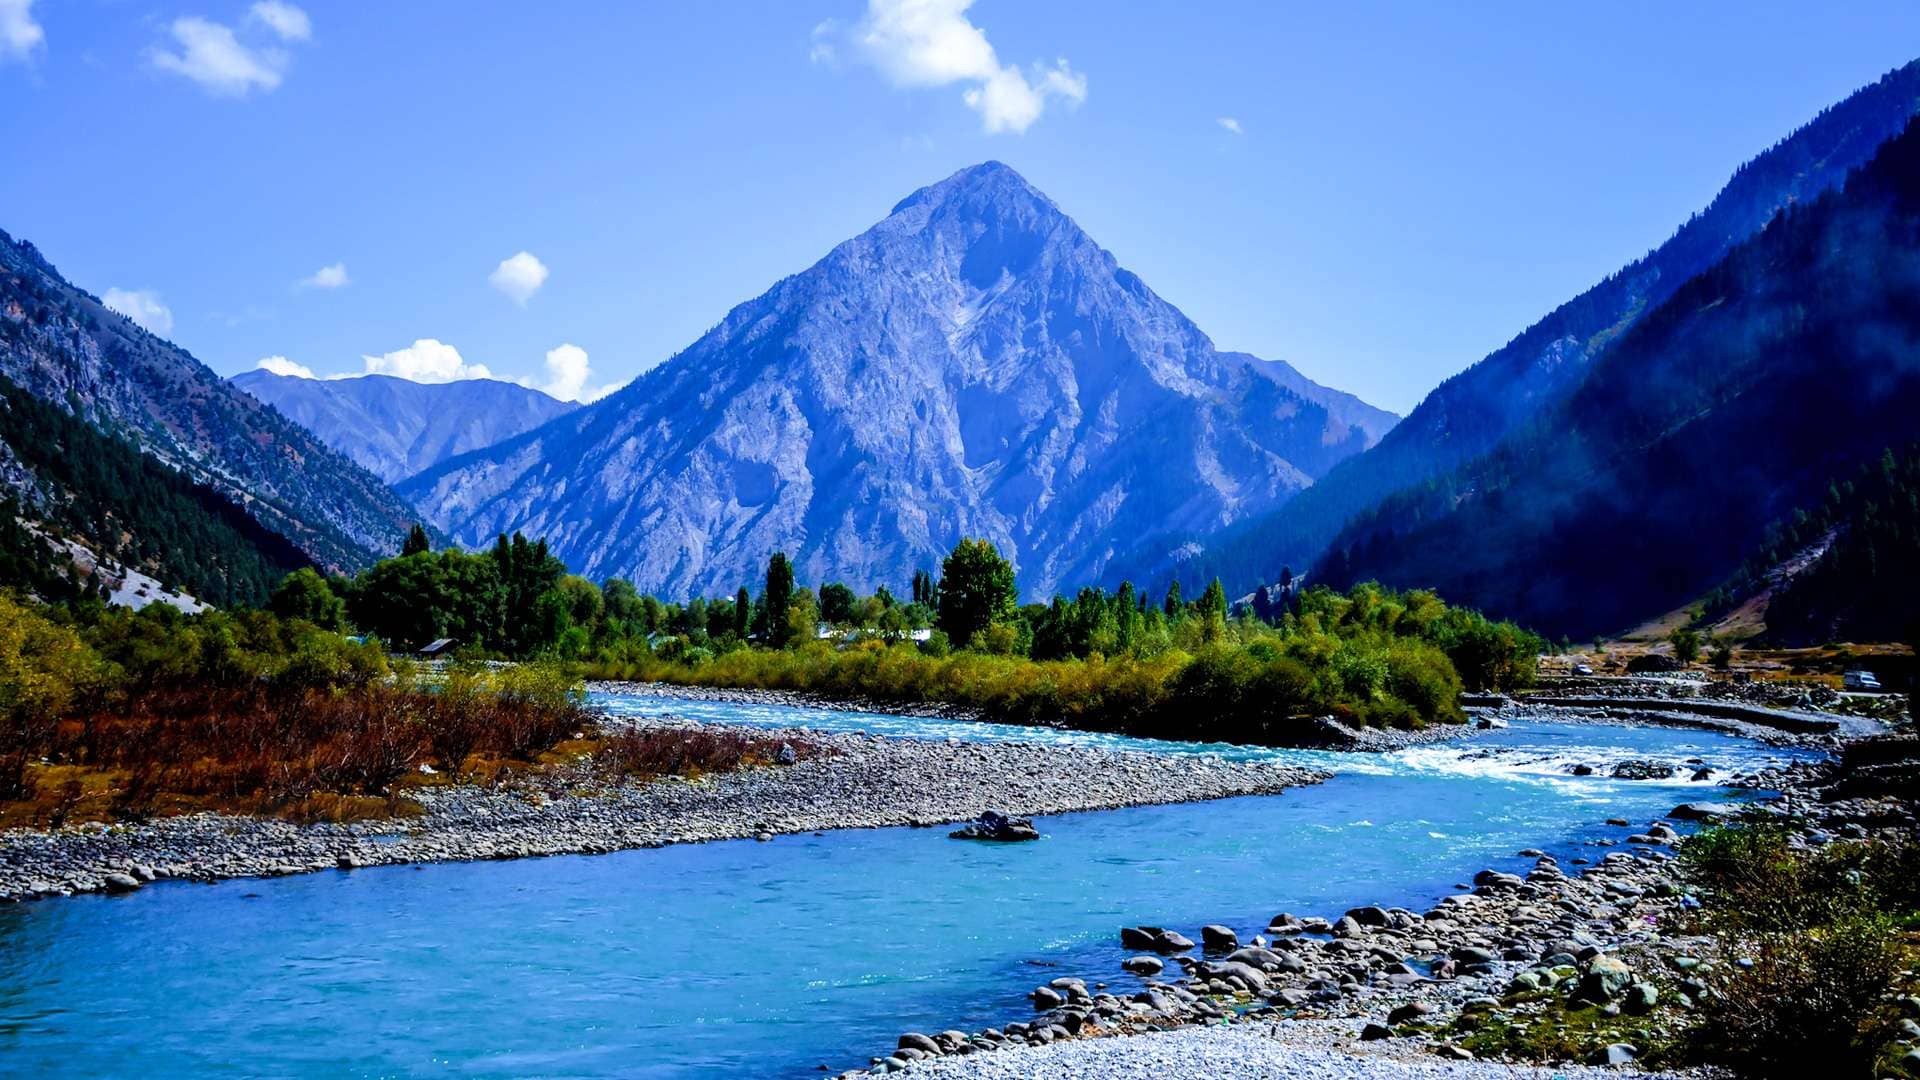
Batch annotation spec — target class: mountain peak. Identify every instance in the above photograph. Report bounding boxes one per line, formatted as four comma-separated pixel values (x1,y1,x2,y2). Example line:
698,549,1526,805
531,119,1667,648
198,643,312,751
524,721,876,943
889,160,1053,217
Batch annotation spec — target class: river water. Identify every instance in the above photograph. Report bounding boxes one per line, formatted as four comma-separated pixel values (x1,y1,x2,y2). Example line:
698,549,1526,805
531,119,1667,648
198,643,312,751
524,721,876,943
0,692,1806,1078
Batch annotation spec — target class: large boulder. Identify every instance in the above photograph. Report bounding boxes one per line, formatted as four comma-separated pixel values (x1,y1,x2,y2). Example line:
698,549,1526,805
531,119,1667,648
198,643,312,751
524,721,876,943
1200,925,1238,952
1573,955,1635,1004
949,811,1039,842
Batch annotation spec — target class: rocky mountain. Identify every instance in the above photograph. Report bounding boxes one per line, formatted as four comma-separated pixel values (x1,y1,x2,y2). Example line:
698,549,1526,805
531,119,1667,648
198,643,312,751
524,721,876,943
402,161,1396,598
0,228,421,571
1315,113,1920,638
232,370,577,484
1112,59,1920,598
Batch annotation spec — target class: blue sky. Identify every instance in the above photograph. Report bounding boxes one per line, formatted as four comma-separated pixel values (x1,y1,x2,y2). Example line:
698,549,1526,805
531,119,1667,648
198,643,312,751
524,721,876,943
2,2,1918,410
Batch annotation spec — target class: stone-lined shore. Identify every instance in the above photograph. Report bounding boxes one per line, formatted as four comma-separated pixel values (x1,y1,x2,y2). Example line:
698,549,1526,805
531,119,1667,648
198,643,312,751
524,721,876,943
0,716,1327,902
847,727,1918,1079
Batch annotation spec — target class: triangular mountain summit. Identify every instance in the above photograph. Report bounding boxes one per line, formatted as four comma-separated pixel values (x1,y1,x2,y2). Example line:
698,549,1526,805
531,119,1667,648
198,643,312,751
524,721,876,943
403,162,1395,598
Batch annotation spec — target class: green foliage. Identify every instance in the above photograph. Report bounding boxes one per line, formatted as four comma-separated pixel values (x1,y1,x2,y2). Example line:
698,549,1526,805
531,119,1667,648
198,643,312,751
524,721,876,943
936,538,1017,649
401,523,431,557
268,568,346,630
1668,626,1701,664
763,552,795,648
1681,823,1919,1076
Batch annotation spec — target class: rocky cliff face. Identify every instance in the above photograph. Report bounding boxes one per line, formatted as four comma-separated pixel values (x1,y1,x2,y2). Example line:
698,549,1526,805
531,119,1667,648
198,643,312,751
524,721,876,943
402,162,1395,597
231,371,576,484
0,228,420,571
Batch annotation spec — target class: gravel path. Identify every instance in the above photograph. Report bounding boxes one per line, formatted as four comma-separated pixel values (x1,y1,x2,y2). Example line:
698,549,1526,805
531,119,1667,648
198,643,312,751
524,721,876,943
0,719,1326,901
896,1021,1696,1079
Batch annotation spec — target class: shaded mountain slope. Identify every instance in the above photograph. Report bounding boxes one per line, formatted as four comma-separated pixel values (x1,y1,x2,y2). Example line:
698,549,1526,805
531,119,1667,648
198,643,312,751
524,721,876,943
1314,115,1920,639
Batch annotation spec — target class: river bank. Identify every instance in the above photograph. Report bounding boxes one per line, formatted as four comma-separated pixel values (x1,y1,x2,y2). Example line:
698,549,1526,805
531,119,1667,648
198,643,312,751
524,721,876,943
844,729,1919,1078
0,716,1326,902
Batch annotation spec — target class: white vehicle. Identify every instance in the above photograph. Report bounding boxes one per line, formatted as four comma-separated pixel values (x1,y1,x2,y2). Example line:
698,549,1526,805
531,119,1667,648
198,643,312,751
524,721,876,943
1842,670,1883,691
1573,663,1595,676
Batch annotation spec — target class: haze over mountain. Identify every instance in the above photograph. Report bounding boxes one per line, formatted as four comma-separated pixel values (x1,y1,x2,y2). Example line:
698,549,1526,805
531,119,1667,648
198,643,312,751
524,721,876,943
1315,112,1920,638
1111,60,1920,600
232,370,577,484
402,162,1396,598
0,228,421,571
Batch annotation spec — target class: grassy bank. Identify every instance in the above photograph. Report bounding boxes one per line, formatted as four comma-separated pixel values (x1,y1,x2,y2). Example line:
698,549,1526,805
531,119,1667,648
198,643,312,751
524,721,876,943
0,593,821,828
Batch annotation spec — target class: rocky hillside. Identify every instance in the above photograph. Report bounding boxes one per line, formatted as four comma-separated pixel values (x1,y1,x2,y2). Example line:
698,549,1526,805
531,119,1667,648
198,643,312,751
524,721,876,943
1315,114,1920,639
0,228,421,571
402,162,1396,598
1115,59,1920,598
232,370,576,484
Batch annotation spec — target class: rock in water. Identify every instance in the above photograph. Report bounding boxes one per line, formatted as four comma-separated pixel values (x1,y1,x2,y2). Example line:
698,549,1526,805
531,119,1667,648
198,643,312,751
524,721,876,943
948,811,1039,842
1200,925,1238,952
1610,759,1676,780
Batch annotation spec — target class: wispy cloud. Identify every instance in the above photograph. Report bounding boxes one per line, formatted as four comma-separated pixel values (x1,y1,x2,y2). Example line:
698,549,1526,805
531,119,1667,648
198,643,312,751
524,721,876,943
150,4,310,97
1217,116,1243,135
298,262,349,290
103,288,174,336
249,1,309,42
489,251,548,305
0,0,43,62
827,0,1086,135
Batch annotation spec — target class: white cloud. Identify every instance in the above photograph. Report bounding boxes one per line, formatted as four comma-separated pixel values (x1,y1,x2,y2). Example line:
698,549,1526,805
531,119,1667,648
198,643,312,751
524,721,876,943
1217,116,1243,135
150,17,285,96
844,0,1085,135
0,0,44,61
256,355,316,379
249,1,309,42
298,262,349,289
261,337,620,401
103,288,174,336
525,343,621,403
362,339,494,383
488,251,548,305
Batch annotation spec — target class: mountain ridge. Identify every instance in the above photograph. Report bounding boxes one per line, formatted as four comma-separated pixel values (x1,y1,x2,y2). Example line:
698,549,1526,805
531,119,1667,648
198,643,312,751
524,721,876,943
402,161,1396,599
231,370,577,484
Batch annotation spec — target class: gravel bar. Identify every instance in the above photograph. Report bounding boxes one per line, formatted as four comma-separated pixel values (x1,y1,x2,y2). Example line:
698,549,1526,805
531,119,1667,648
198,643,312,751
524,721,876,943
895,1021,1698,1079
0,717,1326,902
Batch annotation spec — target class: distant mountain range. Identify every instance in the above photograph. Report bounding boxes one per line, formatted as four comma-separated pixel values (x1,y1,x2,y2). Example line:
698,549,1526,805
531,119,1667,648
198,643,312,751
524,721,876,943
0,229,420,572
1314,109,1920,638
1113,60,1920,608
401,161,1397,598
232,370,576,484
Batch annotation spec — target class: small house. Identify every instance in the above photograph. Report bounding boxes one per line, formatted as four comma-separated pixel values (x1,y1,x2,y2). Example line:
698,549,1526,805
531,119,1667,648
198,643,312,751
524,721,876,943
416,637,459,659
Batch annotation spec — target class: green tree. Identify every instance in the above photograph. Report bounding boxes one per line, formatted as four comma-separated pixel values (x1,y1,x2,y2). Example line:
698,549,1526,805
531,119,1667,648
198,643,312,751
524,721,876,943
401,523,431,557
819,582,857,625
268,568,347,630
1669,625,1702,665
935,538,1017,649
763,553,795,648
1163,581,1183,620
734,586,751,641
